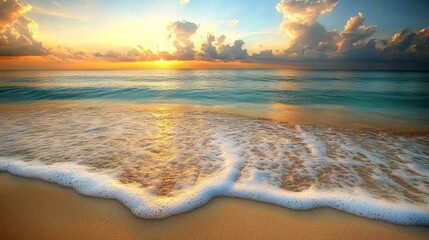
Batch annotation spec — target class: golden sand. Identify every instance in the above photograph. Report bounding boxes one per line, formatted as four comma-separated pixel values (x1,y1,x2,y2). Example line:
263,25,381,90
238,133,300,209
0,173,428,240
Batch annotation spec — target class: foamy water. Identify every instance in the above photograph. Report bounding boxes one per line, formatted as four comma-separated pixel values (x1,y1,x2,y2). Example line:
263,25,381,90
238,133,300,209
1,104,428,225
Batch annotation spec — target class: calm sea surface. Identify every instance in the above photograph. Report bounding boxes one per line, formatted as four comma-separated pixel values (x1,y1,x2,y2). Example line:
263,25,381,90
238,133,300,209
0,69,428,125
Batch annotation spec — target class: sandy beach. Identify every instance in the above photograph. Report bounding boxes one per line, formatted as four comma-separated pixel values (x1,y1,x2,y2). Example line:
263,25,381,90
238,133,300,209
0,173,427,240
1,0,429,237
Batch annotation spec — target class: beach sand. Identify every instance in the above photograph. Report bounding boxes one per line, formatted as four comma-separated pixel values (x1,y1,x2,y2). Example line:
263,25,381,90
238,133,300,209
0,173,428,240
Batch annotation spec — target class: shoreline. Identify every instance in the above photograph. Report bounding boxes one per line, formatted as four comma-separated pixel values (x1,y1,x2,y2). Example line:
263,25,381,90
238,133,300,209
1,173,428,240
1,100,428,134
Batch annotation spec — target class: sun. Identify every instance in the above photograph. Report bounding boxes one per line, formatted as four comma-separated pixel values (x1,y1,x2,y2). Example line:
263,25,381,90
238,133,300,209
156,58,173,68
157,58,168,68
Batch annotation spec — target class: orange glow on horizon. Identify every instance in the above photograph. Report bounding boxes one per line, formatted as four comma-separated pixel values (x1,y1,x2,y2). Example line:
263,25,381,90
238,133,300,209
0,57,288,70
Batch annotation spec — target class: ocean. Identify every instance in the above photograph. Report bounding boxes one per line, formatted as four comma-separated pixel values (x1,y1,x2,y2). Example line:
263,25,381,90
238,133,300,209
0,69,428,224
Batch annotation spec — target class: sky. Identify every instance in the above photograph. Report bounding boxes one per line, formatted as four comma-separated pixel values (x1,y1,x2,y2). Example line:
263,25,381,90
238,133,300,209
1,0,429,69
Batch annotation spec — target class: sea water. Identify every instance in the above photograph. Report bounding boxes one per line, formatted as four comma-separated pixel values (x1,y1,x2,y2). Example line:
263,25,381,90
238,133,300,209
0,69,428,225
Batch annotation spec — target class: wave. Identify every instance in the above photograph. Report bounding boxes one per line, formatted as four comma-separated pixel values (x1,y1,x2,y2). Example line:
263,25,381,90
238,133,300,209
0,106,428,225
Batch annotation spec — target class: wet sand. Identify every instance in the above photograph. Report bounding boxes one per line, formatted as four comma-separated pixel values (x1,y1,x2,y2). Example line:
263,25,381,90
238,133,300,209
1,101,428,135
0,173,428,240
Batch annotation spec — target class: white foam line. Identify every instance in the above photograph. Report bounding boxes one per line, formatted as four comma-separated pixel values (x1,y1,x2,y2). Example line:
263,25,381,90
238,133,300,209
0,158,154,216
1,143,429,225
0,134,244,219
226,184,429,226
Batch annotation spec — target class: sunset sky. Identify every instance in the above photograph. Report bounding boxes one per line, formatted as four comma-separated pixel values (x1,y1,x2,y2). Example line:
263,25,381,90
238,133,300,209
1,0,429,69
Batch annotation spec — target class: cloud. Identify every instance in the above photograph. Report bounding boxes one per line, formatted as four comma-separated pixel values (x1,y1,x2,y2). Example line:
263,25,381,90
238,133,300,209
167,20,199,60
92,50,134,62
381,28,429,61
249,0,428,67
180,0,190,5
228,19,238,28
0,0,30,27
199,33,248,61
337,12,377,55
43,0,427,69
30,6,86,21
56,46,88,60
92,46,161,62
93,20,200,62
199,34,217,60
0,0,49,56
273,0,339,59
321,12,379,61
93,20,248,63
276,0,338,25
88,1,429,67
51,1,62,8
333,12,429,62
251,49,279,62
273,1,379,61
284,22,337,59
217,39,248,60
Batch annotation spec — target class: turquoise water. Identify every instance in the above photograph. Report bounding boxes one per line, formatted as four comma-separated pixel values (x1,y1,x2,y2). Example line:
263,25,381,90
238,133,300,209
1,69,429,224
1,70,428,125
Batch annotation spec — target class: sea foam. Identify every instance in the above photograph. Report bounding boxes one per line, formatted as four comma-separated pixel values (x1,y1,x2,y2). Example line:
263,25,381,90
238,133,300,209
1,106,428,225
